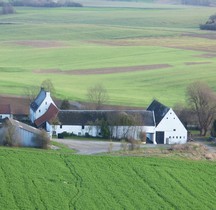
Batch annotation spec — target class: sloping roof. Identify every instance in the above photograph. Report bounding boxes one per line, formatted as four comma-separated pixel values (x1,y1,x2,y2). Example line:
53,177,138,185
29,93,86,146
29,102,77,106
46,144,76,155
35,103,59,127
30,88,46,112
3,118,40,135
57,110,155,126
147,100,170,126
0,104,11,114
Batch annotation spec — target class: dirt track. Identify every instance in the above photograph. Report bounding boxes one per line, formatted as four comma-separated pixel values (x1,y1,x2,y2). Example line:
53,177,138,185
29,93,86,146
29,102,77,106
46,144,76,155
53,139,123,154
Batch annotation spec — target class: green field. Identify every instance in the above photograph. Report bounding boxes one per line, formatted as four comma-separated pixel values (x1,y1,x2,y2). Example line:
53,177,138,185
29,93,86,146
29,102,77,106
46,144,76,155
0,3,216,106
0,146,216,209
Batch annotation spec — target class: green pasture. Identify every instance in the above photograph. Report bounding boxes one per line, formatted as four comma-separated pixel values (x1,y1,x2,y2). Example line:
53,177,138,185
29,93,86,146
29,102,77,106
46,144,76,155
0,147,215,209
0,5,216,106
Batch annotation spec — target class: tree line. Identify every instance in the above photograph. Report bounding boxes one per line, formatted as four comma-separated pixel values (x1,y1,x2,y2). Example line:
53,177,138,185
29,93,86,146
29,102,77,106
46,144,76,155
200,14,216,31
181,0,212,6
0,0,82,8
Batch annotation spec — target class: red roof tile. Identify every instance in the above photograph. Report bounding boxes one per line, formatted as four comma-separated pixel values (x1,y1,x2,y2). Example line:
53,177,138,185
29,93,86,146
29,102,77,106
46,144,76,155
0,104,11,114
35,103,59,127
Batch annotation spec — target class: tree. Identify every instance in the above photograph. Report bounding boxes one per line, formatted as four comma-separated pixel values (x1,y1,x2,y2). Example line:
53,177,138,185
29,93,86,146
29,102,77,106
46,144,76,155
23,85,40,104
60,99,70,110
1,3,15,15
210,119,216,137
86,84,109,110
41,79,56,96
173,103,195,128
186,81,216,136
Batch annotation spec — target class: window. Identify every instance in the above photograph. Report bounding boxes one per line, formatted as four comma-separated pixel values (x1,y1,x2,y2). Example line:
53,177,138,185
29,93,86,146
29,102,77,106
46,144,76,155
173,129,176,131
180,136,182,139
176,136,178,139
0,115,2,119
60,125,62,129
82,125,85,129
39,110,41,113
45,102,47,105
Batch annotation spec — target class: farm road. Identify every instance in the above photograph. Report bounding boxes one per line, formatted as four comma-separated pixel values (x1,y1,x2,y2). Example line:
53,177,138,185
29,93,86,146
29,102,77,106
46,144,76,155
53,139,123,155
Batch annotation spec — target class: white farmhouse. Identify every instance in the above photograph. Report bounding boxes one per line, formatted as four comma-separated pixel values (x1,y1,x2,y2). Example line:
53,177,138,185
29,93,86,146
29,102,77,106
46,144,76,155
29,89,187,144
29,88,59,134
30,88,58,124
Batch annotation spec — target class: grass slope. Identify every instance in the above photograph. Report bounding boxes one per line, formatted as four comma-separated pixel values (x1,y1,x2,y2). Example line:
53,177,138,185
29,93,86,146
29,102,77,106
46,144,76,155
0,6,216,106
0,147,216,209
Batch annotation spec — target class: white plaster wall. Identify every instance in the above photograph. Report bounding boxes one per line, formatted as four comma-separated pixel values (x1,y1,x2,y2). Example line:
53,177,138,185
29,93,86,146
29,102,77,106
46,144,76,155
0,114,12,119
156,108,187,144
34,92,56,120
29,108,35,123
54,125,155,140
54,125,99,137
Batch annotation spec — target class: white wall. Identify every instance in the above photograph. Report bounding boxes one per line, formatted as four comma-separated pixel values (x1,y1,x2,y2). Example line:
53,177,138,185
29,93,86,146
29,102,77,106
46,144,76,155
156,108,187,144
0,114,12,119
53,125,99,137
53,124,155,141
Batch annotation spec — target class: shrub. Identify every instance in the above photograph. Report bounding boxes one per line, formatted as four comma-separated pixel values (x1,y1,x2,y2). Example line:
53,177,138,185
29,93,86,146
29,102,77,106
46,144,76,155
33,130,50,149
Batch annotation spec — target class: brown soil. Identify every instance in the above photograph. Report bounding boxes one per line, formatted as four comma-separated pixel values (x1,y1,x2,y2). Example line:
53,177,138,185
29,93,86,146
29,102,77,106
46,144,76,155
195,53,216,58
34,64,172,75
182,33,216,40
6,40,66,48
185,61,212,65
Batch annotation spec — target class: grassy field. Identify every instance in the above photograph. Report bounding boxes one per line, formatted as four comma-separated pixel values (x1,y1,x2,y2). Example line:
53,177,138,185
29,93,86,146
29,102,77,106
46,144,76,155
0,3,216,106
0,146,216,209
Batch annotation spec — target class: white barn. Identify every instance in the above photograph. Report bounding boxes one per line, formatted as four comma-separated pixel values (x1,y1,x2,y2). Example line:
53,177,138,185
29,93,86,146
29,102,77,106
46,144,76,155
147,100,187,144
54,110,156,142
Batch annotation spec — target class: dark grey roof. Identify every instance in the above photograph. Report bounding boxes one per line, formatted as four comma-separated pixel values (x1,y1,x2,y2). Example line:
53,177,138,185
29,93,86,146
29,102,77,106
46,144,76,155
30,88,46,112
57,110,155,126
147,100,170,126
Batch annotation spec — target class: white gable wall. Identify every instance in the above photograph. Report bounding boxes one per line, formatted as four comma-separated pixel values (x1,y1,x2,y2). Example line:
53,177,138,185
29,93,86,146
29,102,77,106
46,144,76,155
156,108,187,144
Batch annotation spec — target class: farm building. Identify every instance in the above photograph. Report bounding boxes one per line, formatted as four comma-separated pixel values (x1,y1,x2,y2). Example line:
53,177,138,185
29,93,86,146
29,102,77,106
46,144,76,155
0,118,43,147
29,89,187,144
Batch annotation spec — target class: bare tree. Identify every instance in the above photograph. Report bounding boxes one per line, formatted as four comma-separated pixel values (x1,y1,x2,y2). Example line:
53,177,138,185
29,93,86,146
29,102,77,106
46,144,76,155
186,81,216,136
86,84,109,110
23,85,40,104
41,79,56,97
